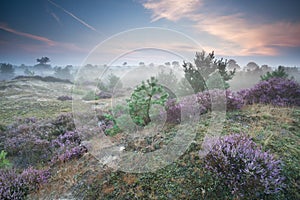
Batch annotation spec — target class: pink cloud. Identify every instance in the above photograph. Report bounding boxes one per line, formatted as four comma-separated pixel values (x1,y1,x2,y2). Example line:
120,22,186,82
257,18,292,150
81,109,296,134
142,0,300,56
0,23,86,54
0,24,56,46
194,14,300,56
142,0,203,22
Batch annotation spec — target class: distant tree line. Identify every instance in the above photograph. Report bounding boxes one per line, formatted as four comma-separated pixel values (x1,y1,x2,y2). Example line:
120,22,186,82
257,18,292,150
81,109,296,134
1,55,299,88
0,57,75,81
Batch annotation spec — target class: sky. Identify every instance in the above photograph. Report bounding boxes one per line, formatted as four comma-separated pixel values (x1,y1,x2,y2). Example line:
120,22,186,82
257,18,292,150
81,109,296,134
0,0,300,67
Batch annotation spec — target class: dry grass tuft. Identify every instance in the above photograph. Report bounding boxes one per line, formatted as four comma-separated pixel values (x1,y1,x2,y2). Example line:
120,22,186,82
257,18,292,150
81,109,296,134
243,104,294,124
122,174,137,185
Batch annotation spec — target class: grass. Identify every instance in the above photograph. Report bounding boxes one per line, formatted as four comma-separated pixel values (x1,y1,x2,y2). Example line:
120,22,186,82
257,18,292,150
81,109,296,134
0,78,73,125
27,104,300,199
2,78,299,199
0,98,72,125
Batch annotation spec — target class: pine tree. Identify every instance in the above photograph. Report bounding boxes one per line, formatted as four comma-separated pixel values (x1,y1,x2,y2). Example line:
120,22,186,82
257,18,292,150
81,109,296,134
182,51,235,93
260,66,289,81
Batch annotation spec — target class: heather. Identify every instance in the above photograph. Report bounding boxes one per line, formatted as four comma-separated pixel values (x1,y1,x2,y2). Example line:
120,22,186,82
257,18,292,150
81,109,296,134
239,77,300,107
50,131,87,163
1,107,297,199
0,167,50,200
0,66,299,199
33,106,298,200
165,89,244,124
202,133,285,199
0,114,88,199
1,114,77,168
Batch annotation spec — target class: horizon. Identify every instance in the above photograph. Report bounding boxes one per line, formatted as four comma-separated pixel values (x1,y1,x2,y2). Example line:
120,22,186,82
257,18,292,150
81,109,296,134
1,0,300,68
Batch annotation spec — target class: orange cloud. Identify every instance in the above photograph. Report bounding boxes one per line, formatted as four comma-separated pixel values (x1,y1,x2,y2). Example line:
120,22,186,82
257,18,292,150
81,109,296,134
0,24,56,46
142,0,300,56
193,14,300,56
0,23,86,53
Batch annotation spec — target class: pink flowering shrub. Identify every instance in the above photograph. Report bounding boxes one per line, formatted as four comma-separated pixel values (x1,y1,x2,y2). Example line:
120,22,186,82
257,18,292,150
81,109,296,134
239,78,300,107
202,133,285,198
165,89,244,124
0,167,50,199
2,114,85,167
51,131,87,163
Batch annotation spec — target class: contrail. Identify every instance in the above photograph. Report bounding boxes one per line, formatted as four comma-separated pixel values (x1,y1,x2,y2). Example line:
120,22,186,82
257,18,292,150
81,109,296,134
48,0,103,35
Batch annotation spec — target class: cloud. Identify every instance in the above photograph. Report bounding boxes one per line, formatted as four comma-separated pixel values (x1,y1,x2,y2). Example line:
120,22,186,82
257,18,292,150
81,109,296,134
48,0,103,35
141,0,300,56
193,14,300,56
0,24,56,46
142,0,203,22
0,23,86,53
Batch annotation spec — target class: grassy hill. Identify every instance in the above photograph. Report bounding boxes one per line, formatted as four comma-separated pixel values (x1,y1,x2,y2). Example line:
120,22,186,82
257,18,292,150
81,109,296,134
0,77,299,199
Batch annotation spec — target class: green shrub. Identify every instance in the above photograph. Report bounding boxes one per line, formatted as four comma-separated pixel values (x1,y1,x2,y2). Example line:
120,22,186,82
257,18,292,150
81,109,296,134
97,73,122,92
82,91,98,101
103,114,121,136
107,73,122,91
98,112,121,136
97,80,109,92
127,77,169,126
0,150,11,169
260,66,289,81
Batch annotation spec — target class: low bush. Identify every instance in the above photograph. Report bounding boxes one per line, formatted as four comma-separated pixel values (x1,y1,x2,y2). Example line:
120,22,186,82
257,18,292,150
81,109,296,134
239,78,300,107
4,131,52,168
82,91,99,101
57,95,72,101
0,150,11,169
0,167,50,199
97,113,121,136
165,99,181,124
97,73,123,92
2,114,76,167
51,131,87,163
165,89,244,124
202,133,285,199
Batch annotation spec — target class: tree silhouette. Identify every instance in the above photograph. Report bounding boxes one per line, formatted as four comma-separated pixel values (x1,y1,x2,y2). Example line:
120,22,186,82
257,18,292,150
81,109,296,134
172,61,180,68
165,62,170,66
244,62,259,71
227,59,241,71
261,64,272,72
36,57,50,65
0,63,14,74
34,57,51,71
54,65,73,80
0,63,15,80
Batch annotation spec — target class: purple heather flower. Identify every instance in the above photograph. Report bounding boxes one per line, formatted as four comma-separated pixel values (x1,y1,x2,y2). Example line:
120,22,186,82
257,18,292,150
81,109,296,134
202,133,285,198
239,78,300,107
